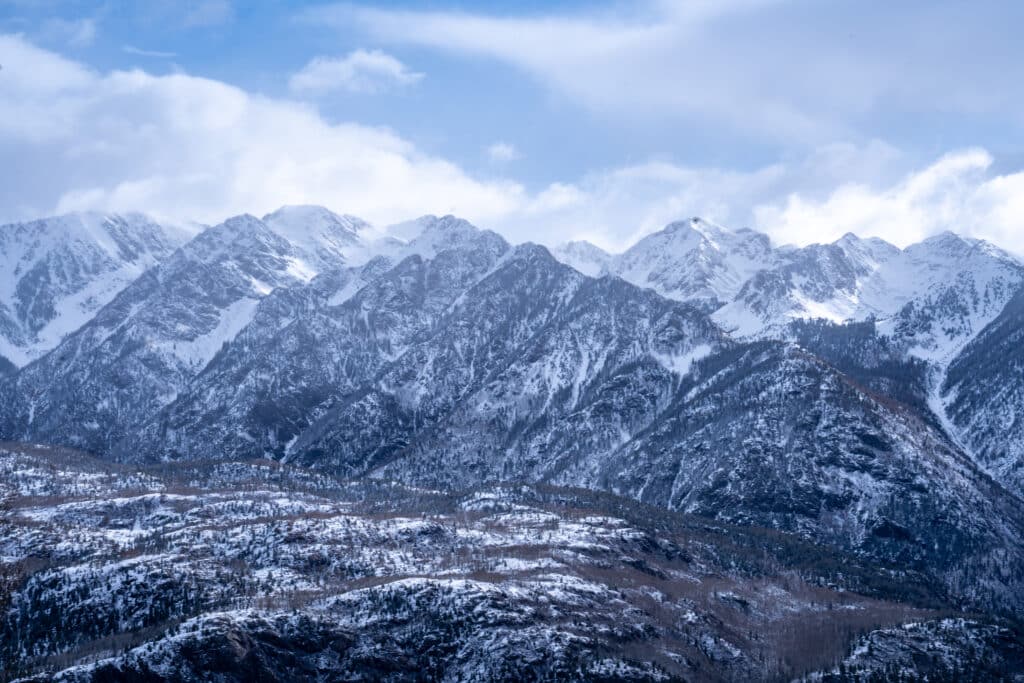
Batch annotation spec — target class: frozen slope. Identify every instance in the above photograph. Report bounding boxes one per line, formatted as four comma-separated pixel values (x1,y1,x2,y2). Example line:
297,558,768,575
0,212,191,367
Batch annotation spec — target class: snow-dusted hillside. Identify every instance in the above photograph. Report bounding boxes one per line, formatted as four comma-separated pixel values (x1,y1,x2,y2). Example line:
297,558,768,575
0,212,191,368
4,444,1021,682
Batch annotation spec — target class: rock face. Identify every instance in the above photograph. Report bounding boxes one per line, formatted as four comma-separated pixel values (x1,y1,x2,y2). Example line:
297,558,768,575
0,212,190,368
293,246,726,485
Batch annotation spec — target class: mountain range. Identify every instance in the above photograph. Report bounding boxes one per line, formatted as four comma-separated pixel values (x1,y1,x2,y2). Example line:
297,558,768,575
2,206,1023,681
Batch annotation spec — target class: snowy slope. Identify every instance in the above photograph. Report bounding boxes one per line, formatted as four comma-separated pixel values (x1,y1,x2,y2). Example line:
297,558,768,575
262,204,394,268
0,208,381,454
0,212,191,367
941,284,1024,497
880,233,1024,362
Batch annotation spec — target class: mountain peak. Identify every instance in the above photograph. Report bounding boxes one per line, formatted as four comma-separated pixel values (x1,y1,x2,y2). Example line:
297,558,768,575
399,215,509,261
604,217,777,306
920,229,966,246
415,214,476,233
670,216,734,239
663,216,710,235
262,205,370,236
551,240,611,277
834,231,900,266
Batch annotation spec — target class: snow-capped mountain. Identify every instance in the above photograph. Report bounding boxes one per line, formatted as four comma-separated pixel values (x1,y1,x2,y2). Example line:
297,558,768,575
117,217,511,462
610,217,778,310
0,208,384,454
4,206,1024,681
0,212,191,368
880,233,1024,361
556,219,1023,364
104,219,727,477
552,221,1024,494
12,213,1005,619
713,229,1023,362
712,238,895,338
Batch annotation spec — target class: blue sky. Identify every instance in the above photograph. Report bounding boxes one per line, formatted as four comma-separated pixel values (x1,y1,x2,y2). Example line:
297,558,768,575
2,0,1023,251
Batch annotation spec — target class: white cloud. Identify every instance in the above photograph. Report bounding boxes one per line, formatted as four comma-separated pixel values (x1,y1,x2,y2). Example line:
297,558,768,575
289,50,423,95
1,35,1022,259
486,142,520,163
754,149,1024,251
489,145,1024,255
0,35,518,227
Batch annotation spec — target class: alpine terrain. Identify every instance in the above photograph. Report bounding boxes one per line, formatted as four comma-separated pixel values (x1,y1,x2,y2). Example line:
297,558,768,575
2,208,1023,682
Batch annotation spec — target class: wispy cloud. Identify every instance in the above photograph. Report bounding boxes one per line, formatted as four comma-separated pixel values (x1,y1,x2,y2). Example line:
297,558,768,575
40,17,97,48
123,45,177,59
486,142,520,163
289,49,423,95
488,145,1024,255
182,0,233,28
302,1,1024,144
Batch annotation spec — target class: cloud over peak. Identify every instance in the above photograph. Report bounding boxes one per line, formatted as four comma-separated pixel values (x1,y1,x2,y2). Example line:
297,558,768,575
1,33,1022,258
0,34,514,227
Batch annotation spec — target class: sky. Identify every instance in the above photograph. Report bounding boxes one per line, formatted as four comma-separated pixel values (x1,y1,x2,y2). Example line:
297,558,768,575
1,0,1023,253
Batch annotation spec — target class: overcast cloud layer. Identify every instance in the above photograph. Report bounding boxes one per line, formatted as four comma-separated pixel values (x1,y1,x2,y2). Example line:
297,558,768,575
1,0,1023,255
